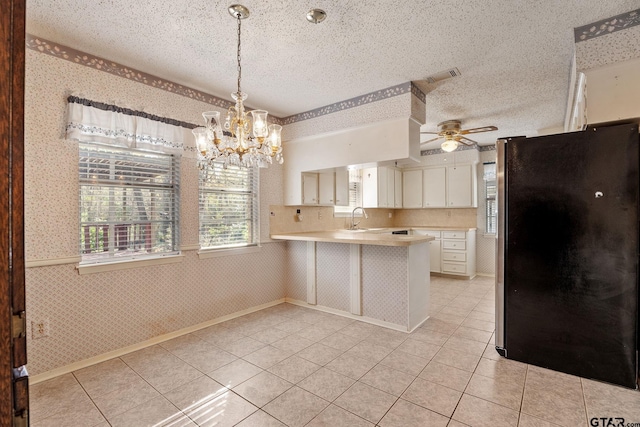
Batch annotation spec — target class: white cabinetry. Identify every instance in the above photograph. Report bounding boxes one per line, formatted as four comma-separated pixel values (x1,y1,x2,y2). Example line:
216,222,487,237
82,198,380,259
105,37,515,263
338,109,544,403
422,167,446,207
318,172,335,205
415,230,441,273
405,164,477,208
334,169,349,206
394,169,403,208
447,165,476,207
440,230,476,279
402,169,423,208
363,166,399,208
302,172,318,205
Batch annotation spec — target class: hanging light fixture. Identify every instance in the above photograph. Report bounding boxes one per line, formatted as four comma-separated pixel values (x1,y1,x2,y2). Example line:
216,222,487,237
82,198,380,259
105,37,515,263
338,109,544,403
193,4,283,169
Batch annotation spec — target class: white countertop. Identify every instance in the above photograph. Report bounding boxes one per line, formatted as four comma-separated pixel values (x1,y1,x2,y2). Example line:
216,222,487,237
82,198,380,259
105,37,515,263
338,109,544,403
270,228,435,247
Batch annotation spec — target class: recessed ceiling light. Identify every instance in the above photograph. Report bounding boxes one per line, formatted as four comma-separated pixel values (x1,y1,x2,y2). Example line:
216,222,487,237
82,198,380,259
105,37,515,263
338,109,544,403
306,9,326,24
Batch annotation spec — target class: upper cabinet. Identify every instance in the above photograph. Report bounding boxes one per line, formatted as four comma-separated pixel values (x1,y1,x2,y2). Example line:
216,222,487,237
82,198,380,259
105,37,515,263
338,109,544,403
302,170,349,206
394,169,403,208
318,172,335,205
363,166,402,209
334,169,349,206
402,169,423,208
447,165,476,207
404,164,477,208
302,172,319,205
422,167,446,207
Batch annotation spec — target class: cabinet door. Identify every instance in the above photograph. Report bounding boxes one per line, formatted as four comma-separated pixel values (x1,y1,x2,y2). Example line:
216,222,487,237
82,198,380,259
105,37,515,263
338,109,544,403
402,169,423,208
429,239,442,273
302,173,318,205
377,167,388,208
422,167,446,207
362,167,378,208
318,172,335,205
334,169,349,206
394,169,403,208
447,165,473,207
386,168,395,208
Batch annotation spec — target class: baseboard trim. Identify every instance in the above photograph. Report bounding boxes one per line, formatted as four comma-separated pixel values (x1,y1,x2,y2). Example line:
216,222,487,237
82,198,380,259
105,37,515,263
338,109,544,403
284,298,424,333
475,273,496,278
29,298,286,385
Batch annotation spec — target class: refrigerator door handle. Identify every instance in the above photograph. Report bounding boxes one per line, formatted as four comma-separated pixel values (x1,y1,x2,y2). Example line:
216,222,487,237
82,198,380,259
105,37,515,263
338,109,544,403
495,139,506,354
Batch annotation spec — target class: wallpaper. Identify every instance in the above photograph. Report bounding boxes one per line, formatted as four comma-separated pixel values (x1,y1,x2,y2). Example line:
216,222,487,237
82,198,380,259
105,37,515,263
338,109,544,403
26,246,286,374
24,49,286,375
316,242,351,312
361,245,408,326
284,92,423,141
575,25,640,71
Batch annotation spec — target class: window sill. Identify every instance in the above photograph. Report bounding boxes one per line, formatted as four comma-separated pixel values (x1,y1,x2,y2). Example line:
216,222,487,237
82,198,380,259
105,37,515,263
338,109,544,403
197,245,261,259
77,254,184,275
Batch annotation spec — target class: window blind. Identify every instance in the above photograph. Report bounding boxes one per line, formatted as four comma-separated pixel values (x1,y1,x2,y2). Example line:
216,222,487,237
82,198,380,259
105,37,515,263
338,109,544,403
334,169,363,214
199,163,259,249
79,143,180,262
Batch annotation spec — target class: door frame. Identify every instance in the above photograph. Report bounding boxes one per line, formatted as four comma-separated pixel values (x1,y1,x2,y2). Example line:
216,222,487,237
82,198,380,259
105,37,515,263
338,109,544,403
1,0,27,425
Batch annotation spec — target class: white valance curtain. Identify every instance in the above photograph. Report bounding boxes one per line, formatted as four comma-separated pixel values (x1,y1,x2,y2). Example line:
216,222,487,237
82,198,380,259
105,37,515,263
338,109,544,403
65,96,197,157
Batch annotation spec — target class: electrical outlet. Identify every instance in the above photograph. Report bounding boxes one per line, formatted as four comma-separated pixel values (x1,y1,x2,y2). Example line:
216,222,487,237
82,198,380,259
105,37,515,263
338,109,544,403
388,212,393,218
31,319,50,339
318,211,322,220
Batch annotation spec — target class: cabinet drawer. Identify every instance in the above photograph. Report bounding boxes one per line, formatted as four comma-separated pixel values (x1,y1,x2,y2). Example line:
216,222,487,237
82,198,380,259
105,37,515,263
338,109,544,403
442,231,465,239
442,251,466,262
419,230,441,238
442,240,466,250
442,262,466,274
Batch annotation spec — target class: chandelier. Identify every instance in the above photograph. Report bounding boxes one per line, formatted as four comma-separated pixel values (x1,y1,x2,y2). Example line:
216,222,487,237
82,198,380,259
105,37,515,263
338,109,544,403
192,4,283,169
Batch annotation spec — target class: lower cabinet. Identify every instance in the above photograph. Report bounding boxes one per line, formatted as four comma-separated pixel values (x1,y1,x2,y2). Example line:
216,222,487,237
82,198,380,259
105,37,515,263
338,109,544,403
414,229,441,273
420,229,476,279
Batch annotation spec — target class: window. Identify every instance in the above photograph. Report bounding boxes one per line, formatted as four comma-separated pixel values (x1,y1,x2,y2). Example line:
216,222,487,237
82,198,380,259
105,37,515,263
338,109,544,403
484,162,497,234
334,169,363,215
79,143,180,263
199,163,259,249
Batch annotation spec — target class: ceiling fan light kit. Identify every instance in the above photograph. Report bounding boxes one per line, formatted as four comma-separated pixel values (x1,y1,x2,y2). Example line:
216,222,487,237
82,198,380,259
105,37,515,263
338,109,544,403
421,119,498,152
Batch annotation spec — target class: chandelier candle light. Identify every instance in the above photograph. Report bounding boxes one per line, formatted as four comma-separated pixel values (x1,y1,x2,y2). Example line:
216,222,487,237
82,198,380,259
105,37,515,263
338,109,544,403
193,4,283,169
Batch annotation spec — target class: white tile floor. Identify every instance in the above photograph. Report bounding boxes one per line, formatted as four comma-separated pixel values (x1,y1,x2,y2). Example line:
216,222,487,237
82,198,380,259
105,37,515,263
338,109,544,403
30,275,640,427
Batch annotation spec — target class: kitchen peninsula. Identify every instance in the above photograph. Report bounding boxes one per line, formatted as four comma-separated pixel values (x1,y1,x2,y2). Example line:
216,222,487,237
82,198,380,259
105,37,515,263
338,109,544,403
271,229,434,332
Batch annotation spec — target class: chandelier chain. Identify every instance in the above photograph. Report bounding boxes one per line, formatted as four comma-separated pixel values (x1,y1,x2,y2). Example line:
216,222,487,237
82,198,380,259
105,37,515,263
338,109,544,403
236,13,242,94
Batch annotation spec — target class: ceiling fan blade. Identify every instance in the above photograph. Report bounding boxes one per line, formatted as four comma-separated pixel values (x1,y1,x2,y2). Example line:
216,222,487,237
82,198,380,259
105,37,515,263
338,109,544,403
460,126,498,134
458,136,479,146
421,136,442,143
420,131,439,134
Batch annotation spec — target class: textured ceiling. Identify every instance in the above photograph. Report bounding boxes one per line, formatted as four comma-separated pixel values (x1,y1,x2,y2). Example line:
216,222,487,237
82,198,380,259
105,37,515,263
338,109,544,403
26,0,640,148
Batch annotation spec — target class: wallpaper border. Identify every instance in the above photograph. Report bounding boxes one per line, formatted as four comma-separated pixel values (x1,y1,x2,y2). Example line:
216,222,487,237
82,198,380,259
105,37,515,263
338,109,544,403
25,34,425,126
574,8,640,42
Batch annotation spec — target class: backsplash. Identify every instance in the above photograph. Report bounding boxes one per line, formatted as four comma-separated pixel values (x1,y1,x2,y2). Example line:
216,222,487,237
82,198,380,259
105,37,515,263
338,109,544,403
268,205,477,235
393,208,478,229
268,205,394,234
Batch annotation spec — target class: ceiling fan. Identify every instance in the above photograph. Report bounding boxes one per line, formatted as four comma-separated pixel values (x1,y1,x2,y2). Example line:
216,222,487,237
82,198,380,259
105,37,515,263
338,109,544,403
421,120,498,152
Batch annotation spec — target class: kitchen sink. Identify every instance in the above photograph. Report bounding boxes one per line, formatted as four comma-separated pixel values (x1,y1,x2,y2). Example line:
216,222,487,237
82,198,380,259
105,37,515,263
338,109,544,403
341,228,389,233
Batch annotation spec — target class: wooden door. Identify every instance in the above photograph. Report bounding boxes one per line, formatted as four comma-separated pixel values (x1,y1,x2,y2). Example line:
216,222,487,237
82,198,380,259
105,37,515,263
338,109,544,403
1,0,28,425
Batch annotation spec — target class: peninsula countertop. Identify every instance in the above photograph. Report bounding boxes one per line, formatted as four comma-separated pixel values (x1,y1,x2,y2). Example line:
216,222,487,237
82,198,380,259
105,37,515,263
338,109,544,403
270,228,435,247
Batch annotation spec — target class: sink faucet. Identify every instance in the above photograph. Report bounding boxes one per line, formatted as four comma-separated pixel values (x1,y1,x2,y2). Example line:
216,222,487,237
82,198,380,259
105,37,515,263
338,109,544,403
350,207,368,230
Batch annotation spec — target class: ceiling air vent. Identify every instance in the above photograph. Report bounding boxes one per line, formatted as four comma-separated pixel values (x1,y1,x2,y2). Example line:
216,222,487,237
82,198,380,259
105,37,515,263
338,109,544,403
425,67,461,84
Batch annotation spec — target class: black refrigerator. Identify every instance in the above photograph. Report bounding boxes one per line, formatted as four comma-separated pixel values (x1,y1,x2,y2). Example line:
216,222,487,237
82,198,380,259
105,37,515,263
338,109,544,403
495,121,639,389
